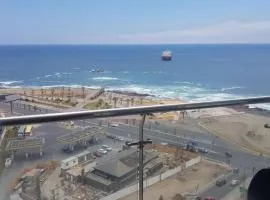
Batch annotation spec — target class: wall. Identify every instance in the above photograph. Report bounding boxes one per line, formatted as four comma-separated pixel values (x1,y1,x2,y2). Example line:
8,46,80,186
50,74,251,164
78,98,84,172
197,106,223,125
100,156,201,200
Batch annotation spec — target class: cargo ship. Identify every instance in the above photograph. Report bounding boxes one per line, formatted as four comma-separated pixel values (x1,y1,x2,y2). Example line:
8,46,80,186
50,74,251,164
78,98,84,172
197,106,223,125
161,50,172,61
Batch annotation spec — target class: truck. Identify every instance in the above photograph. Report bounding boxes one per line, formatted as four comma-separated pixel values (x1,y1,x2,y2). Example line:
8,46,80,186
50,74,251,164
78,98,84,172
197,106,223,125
18,126,25,137
24,125,33,136
185,140,198,152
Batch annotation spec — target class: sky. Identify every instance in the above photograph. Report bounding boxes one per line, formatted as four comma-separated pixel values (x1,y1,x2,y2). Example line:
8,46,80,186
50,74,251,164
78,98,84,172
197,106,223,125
1,0,270,44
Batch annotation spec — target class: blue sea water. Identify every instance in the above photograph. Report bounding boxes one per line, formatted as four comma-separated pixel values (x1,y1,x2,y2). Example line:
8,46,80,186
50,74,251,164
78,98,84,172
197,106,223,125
0,44,270,104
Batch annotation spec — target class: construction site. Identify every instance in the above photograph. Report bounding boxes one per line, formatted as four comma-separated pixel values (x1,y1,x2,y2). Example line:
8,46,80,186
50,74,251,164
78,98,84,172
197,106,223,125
6,142,218,200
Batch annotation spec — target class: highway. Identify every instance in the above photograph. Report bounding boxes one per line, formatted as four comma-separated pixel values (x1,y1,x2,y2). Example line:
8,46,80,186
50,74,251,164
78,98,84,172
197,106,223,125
1,101,270,199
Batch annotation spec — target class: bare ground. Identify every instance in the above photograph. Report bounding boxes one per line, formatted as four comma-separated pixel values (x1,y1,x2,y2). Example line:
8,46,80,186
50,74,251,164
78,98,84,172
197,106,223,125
199,113,270,155
120,160,230,200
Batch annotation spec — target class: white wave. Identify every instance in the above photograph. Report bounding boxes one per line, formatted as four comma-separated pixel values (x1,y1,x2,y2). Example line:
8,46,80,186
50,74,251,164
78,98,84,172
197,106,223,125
221,86,245,92
92,77,119,81
0,80,23,85
174,81,193,85
62,72,72,75
122,71,130,74
72,67,80,70
106,84,245,101
45,74,53,78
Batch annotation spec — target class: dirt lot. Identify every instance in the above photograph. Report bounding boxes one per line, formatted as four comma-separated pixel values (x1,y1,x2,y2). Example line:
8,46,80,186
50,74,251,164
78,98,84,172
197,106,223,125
120,160,230,200
199,113,270,155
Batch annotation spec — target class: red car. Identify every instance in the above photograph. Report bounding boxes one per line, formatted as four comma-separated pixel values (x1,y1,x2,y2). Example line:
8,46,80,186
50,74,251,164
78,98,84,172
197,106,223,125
204,197,215,200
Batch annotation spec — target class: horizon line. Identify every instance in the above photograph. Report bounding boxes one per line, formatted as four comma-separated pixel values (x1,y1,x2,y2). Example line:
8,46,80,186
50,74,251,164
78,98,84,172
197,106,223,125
1,43,270,46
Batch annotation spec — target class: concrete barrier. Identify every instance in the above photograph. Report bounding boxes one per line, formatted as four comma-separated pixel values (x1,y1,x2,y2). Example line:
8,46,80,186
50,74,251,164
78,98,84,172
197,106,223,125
101,156,201,200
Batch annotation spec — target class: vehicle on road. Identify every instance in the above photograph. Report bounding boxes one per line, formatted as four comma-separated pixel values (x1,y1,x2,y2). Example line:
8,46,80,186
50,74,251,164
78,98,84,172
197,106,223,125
216,178,226,186
97,148,107,154
5,158,12,168
225,152,232,158
106,134,116,139
93,151,102,157
102,145,112,151
204,197,215,200
198,147,208,154
115,136,124,141
110,123,120,127
233,168,240,174
264,123,270,128
231,179,240,186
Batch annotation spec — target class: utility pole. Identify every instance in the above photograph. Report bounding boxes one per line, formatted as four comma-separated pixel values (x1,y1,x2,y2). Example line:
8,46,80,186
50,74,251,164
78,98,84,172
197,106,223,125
126,113,152,200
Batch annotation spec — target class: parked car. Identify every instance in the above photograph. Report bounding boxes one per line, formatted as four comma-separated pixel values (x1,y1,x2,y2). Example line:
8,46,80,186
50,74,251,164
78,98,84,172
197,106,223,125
231,179,240,186
110,123,120,127
102,145,112,151
93,151,102,157
97,148,107,154
116,136,124,141
216,178,226,187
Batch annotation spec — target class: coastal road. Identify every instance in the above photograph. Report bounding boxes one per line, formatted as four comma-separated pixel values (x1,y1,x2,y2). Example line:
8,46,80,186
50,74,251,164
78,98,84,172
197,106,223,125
2,101,270,199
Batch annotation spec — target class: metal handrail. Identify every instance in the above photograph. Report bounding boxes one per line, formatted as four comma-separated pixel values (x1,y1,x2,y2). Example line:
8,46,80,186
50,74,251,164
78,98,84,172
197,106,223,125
1,96,270,126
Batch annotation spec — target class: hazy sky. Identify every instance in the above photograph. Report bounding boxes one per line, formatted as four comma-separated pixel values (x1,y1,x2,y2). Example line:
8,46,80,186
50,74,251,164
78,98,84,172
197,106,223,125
1,0,270,44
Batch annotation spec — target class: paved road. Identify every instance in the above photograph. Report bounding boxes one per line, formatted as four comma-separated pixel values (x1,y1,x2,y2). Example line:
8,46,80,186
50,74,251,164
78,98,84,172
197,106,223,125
1,101,270,199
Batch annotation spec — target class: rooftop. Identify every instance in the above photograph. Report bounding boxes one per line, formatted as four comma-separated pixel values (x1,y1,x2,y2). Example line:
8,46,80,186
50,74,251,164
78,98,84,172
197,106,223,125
94,149,157,178
6,138,44,151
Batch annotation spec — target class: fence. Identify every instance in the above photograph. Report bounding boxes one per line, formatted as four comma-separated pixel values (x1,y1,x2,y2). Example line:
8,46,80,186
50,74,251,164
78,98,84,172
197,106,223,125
101,156,201,200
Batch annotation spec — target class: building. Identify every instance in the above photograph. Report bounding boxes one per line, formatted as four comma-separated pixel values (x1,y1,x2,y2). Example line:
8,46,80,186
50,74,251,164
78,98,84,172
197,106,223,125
61,149,94,171
86,149,162,191
61,149,96,182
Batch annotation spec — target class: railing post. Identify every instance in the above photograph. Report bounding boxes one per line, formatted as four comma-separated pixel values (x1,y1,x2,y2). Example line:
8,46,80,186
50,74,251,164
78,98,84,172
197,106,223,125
126,113,152,200
138,113,146,200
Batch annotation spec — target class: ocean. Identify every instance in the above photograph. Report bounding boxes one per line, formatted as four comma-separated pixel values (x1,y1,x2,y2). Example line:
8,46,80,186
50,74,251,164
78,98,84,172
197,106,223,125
0,44,270,107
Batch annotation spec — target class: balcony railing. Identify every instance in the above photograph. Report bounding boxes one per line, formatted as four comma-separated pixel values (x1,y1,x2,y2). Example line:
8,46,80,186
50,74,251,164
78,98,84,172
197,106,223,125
1,96,270,126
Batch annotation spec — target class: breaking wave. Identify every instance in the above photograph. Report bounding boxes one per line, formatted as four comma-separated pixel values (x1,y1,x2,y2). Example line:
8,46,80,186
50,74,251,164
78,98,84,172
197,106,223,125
92,76,119,81
221,86,245,92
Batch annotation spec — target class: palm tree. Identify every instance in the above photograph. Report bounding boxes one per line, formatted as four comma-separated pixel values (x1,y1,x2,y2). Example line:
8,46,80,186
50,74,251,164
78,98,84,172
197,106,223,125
61,87,64,101
113,97,117,108
50,88,55,102
131,98,134,106
68,87,71,101
81,86,86,99
126,99,130,107
140,97,143,105
120,98,123,105
31,89,34,102
180,110,187,121
41,89,44,100
109,95,112,104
